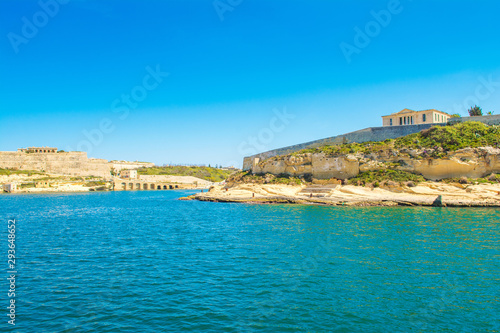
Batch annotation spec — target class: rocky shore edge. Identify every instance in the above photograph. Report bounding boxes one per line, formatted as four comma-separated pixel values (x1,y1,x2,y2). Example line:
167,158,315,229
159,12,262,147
179,183,500,208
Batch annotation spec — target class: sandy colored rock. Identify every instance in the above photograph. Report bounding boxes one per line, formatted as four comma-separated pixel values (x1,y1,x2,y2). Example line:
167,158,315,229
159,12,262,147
188,182,500,207
250,147,500,181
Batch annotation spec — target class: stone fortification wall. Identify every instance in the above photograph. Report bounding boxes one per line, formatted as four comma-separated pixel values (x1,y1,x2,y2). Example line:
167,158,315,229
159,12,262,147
243,124,433,170
448,114,500,126
0,151,111,178
243,115,500,171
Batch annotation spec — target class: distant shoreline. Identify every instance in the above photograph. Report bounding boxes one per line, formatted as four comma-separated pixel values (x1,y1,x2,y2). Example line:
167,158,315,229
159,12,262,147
1,188,203,195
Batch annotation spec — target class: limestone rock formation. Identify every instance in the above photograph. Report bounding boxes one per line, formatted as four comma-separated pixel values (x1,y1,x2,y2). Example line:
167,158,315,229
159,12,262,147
250,147,500,181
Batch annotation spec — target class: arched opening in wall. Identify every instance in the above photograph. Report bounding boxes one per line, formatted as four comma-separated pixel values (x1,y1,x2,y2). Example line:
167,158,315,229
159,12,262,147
157,185,161,190
150,184,155,190
143,183,148,190
121,183,126,190
163,185,168,190
175,185,179,189
136,183,141,190
129,183,134,190
169,185,173,189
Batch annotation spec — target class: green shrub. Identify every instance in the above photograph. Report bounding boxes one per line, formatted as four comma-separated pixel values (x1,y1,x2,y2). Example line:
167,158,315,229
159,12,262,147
348,170,425,186
0,168,44,176
394,122,500,151
226,171,303,185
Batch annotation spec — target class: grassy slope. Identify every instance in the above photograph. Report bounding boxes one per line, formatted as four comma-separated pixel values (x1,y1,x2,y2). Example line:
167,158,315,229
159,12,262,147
137,166,236,182
0,168,45,176
291,121,500,157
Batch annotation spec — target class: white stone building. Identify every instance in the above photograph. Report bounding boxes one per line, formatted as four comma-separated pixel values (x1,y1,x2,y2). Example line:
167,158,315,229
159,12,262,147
382,109,451,127
120,169,138,179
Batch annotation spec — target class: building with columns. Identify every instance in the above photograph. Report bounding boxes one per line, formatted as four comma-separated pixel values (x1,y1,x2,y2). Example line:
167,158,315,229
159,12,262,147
382,109,451,127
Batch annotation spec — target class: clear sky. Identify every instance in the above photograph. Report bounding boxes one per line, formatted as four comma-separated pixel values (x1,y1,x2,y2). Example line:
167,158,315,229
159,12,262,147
1,0,500,167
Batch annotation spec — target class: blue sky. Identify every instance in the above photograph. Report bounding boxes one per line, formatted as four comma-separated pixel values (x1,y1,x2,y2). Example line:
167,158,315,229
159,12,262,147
1,0,500,167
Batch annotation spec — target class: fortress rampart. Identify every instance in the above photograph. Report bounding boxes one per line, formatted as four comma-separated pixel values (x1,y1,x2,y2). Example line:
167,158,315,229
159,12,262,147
0,151,111,178
243,115,500,171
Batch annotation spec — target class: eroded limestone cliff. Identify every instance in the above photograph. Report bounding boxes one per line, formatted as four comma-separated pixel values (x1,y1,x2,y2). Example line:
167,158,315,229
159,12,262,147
250,147,500,181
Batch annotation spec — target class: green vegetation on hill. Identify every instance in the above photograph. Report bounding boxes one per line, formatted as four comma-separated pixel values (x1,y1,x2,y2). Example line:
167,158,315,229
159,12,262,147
137,166,236,182
289,122,499,157
291,140,392,157
0,168,44,176
394,121,500,151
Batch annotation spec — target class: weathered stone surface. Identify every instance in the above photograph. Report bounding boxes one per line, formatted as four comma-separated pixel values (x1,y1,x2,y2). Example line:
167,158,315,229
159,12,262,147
311,154,359,180
0,151,111,178
249,146,500,181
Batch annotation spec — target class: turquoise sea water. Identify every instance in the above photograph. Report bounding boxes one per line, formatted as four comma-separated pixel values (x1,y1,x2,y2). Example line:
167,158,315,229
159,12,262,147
0,190,499,332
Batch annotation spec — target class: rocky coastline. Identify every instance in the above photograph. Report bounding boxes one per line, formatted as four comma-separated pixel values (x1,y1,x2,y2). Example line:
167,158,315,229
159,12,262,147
181,182,500,207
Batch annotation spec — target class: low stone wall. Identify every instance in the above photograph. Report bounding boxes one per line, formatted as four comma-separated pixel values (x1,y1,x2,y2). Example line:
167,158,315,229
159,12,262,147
448,114,500,126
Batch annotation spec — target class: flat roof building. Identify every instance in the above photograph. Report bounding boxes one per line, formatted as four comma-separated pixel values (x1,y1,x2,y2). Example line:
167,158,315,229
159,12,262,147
3,183,17,193
382,109,451,127
120,169,138,179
